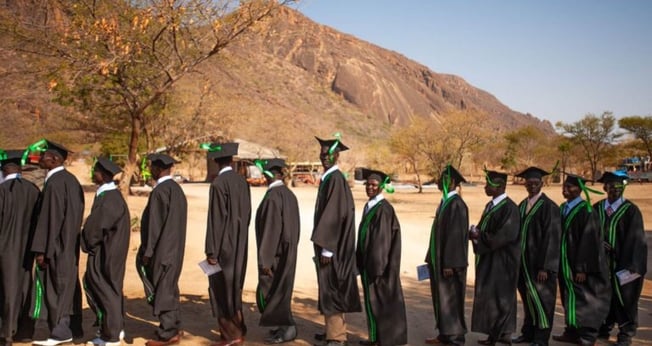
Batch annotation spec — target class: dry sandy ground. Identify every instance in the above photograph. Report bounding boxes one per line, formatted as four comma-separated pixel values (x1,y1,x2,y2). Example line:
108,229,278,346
16,166,652,345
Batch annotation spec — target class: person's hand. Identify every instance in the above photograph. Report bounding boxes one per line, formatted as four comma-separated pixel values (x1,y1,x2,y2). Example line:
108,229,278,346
35,254,47,268
261,267,273,277
443,268,454,278
207,257,218,266
468,225,479,240
574,272,586,283
320,255,332,266
536,270,548,282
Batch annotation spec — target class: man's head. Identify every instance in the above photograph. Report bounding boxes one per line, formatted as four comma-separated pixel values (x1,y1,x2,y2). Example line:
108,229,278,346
39,140,70,170
562,174,585,201
0,150,24,175
362,168,388,199
597,171,628,203
147,154,177,180
207,142,238,169
92,158,122,186
516,166,550,198
316,136,348,170
438,165,466,195
261,158,286,185
484,170,507,198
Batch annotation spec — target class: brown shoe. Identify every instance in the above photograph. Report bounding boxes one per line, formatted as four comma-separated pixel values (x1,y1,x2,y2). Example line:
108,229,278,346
145,331,183,346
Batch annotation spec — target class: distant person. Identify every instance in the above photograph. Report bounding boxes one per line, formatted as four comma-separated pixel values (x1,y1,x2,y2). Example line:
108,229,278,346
512,167,561,346
137,154,187,346
594,171,647,346
312,136,361,346
553,174,610,346
0,150,40,345
254,159,300,344
469,170,520,346
205,143,251,346
356,169,407,346
424,165,468,346
30,140,85,346
82,158,130,346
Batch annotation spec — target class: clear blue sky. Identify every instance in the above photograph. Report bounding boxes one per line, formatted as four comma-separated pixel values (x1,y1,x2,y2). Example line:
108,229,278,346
294,0,652,124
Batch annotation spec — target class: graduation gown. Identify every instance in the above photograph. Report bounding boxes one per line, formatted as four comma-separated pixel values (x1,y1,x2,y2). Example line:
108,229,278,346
517,194,561,333
311,170,361,315
356,200,407,345
425,194,468,337
137,179,187,315
0,177,39,341
30,169,84,332
255,184,300,327
205,170,251,320
81,189,130,341
593,199,647,327
558,200,610,330
471,197,521,338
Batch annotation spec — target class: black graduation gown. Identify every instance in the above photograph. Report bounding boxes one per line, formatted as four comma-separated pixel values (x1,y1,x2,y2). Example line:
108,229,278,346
558,200,610,330
30,169,85,332
205,170,251,319
471,197,521,338
356,200,407,346
137,179,187,315
425,195,468,337
517,194,561,333
311,170,361,315
81,189,130,341
255,184,300,327
0,177,39,341
593,199,647,327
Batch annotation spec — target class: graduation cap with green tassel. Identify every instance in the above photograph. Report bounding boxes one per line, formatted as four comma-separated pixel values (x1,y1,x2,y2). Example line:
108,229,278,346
200,142,238,160
483,166,507,187
440,164,466,200
361,168,395,193
563,172,604,211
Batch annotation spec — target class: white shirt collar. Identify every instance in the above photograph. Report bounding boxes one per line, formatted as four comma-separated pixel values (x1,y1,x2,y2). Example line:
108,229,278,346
0,173,20,184
96,181,117,196
219,166,233,175
45,166,65,183
156,175,173,187
491,192,508,206
446,190,459,199
322,165,339,180
528,192,542,203
268,180,284,190
605,197,624,211
365,193,385,212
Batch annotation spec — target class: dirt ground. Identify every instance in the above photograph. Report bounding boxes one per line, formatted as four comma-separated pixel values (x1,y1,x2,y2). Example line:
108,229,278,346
15,163,652,345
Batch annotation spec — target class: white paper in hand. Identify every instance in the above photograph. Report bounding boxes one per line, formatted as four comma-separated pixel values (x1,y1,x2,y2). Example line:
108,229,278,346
616,269,641,286
199,259,222,276
417,264,430,281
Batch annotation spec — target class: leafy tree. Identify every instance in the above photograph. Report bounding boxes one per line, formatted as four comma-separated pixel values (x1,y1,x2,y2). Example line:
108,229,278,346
556,111,621,180
619,115,652,159
501,126,556,172
389,118,430,193
1,0,295,193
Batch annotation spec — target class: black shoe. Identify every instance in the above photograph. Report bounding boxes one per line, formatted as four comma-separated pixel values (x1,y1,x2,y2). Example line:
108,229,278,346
552,334,579,344
358,341,377,346
314,333,326,341
478,339,495,346
512,335,531,344
265,326,297,344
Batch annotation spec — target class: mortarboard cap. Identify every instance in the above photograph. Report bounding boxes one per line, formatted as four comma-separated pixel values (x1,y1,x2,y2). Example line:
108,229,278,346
360,168,389,183
147,153,178,168
45,140,71,160
486,170,508,184
563,172,590,187
596,170,629,184
441,165,467,184
316,136,349,152
95,157,122,176
0,150,25,166
264,158,286,171
515,166,550,180
206,142,239,160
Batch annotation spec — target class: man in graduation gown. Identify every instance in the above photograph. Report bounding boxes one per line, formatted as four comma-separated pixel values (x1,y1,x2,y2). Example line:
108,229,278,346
356,169,407,346
204,143,251,346
424,165,468,346
469,170,521,346
82,158,130,346
593,171,647,346
553,174,610,346
0,150,39,345
30,140,85,346
254,159,300,344
512,167,561,346
312,136,361,346
137,153,187,346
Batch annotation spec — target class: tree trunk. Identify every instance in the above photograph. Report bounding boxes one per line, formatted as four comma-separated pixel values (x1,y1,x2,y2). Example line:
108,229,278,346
119,115,142,195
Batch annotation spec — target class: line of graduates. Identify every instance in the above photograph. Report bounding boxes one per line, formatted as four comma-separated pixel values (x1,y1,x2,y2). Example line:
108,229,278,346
425,165,647,346
1,136,647,346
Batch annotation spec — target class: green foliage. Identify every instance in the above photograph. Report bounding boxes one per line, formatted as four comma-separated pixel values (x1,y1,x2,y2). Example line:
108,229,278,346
619,115,652,158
